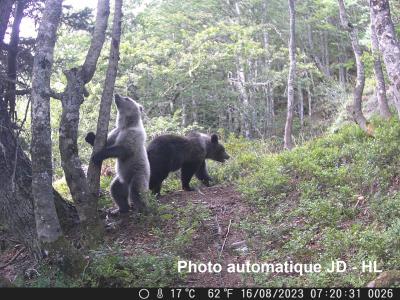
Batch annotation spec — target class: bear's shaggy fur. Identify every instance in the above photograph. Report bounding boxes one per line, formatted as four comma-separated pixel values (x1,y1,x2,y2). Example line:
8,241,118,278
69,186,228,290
147,132,230,194
87,94,150,213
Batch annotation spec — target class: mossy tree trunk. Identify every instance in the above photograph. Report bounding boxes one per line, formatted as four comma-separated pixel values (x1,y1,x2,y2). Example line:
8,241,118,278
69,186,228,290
54,0,123,247
0,0,78,260
370,7,391,120
57,0,110,247
30,0,84,274
338,0,369,133
370,0,400,118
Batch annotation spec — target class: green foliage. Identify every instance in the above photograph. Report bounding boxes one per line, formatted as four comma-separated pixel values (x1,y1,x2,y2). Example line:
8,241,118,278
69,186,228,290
16,250,183,288
145,110,204,140
155,201,211,256
235,118,400,286
83,250,183,287
208,133,280,183
53,177,73,202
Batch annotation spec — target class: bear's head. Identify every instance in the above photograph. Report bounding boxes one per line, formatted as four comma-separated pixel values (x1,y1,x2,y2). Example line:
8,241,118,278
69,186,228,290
115,94,144,127
207,134,230,163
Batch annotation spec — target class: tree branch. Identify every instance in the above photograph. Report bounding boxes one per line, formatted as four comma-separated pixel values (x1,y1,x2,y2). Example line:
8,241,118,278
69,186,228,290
87,0,123,196
80,0,110,83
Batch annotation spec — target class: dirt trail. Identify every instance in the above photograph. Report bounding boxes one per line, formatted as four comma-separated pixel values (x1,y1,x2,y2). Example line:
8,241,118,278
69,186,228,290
1,184,257,287
112,184,257,287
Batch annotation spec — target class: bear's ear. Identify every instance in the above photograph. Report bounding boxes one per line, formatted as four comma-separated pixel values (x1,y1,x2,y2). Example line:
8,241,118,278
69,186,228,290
211,134,218,144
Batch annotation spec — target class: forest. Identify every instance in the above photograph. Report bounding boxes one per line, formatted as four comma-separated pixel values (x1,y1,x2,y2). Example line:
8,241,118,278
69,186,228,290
0,0,400,288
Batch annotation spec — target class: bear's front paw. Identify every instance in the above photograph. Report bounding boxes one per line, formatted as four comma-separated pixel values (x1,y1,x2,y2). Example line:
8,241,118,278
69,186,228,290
202,179,212,187
85,132,96,146
183,186,195,192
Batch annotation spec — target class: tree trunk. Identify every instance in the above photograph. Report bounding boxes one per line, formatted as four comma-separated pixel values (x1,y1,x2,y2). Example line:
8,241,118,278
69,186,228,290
58,0,110,247
307,23,329,78
5,0,26,121
338,33,347,87
338,0,369,134
298,82,304,127
0,0,14,45
0,111,78,259
0,109,40,258
31,0,64,246
370,0,400,118
307,83,312,117
235,60,251,138
31,0,84,274
191,93,198,123
284,0,296,150
232,1,251,138
87,0,122,203
0,0,78,260
370,9,391,119
323,30,331,77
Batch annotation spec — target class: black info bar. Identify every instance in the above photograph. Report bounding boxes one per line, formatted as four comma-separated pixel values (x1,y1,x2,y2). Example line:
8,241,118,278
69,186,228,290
127,288,396,299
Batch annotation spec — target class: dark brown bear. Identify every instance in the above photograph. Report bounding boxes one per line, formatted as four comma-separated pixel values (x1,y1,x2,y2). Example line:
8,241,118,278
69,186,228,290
147,132,230,195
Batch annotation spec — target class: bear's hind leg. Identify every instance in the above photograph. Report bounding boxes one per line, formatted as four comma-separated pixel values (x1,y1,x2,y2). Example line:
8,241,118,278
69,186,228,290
110,177,130,213
129,185,148,213
149,171,168,195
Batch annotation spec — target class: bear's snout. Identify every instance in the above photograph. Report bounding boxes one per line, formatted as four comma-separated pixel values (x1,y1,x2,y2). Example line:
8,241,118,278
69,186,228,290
219,153,230,162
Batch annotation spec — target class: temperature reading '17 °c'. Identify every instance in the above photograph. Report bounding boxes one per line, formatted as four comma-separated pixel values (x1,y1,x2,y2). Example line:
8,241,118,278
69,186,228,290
171,288,196,299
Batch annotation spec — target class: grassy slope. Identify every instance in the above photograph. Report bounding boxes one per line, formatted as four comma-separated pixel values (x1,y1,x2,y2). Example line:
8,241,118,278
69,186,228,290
18,118,400,287
211,117,400,286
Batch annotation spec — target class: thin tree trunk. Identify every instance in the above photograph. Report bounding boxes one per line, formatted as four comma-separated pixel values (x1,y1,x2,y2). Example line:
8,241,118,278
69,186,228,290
284,0,296,150
87,0,123,201
370,9,391,119
298,82,304,127
338,32,347,86
338,0,369,133
181,100,187,127
235,60,251,138
191,91,198,123
323,30,331,77
232,0,251,138
307,23,329,78
58,0,110,247
0,0,14,45
5,0,26,121
307,81,312,117
370,0,400,117
31,0,84,274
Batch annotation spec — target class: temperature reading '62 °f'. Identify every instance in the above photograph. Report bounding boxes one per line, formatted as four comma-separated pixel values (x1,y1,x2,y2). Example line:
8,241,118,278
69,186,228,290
208,289,234,298
171,288,196,299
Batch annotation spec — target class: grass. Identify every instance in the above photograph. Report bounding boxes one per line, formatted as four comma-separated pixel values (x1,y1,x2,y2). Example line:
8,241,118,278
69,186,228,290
30,117,400,287
232,117,400,286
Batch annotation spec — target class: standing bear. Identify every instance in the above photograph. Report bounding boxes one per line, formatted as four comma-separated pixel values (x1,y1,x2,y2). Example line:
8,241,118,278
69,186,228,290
147,132,230,195
86,94,150,213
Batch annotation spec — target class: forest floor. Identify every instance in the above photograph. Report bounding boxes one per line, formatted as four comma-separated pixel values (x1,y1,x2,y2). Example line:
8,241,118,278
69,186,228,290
104,184,257,287
0,184,258,287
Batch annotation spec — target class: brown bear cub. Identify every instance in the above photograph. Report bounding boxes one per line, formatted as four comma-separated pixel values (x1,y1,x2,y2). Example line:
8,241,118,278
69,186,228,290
147,132,230,195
